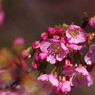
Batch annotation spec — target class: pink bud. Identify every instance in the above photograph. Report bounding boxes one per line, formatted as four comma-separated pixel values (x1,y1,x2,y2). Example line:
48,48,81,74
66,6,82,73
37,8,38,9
31,62,39,69
34,52,40,62
13,37,24,45
56,27,63,34
47,27,55,35
60,37,67,44
88,16,95,28
41,32,48,40
22,50,30,59
32,41,40,50
53,35,60,40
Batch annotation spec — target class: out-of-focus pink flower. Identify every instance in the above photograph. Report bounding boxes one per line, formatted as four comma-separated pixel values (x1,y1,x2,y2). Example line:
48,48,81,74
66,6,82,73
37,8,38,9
47,27,55,35
88,16,95,28
0,85,26,95
85,44,95,65
20,58,28,70
56,81,71,95
63,66,93,87
13,37,25,45
53,35,60,40
56,27,63,34
65,25,86,44
40,39,69,64
32,41,40,50
31,62,39,69
41,32,48,40
0,3,5,26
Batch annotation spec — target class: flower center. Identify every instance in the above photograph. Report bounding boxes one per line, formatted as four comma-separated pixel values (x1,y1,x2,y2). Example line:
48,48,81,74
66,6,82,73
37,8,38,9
47,43,62,56
69,28,79,37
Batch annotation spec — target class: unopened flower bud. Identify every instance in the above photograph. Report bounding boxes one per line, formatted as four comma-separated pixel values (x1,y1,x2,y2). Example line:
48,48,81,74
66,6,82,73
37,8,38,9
56,27,63,34
53,35,60,40
32,41,40,50
41,32,48,40
31,62,39,69
47,27,55,35
88,16,95,28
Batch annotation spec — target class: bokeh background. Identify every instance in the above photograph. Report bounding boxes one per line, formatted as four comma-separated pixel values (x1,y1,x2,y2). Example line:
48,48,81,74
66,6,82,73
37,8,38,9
0,0,95,95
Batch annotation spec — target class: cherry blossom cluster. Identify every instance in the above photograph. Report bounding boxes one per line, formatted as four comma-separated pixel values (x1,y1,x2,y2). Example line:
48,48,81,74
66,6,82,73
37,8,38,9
23,14,95,95
0,13,95,95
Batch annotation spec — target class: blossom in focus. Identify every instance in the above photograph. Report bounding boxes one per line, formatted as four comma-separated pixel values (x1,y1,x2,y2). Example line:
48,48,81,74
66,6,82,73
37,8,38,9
0,3,5,26
65,25,86,44
85,44,95,65
88,16,95,28
32,41,40,50
56,81,71,95
63,66,93,87
40,39,69,64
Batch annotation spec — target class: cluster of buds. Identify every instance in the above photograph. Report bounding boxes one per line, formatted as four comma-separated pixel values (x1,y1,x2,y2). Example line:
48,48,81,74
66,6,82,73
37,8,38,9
0,13,95,95
26,14,95,95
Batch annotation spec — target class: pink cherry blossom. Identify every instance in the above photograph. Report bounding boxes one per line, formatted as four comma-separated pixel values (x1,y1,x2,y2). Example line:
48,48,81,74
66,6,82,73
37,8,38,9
85,44,95,65
38,74,59,87
65,25,86,44
40,39,69,64
38,74,59,94
32,41,40,50
63,66,93,87
56,81,71,95
88,16,95,28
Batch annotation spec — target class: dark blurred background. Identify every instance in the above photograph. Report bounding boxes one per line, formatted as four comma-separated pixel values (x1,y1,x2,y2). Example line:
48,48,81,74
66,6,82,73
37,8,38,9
0,0,95,95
